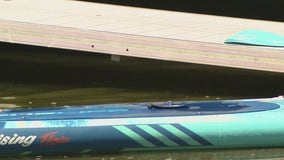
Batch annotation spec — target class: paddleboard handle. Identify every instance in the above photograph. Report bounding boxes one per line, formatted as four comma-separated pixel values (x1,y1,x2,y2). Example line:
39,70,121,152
147,101,189,109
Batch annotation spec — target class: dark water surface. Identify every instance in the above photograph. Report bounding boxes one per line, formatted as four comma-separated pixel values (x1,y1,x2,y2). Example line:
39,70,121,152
0,42,284,159
6,148,284,160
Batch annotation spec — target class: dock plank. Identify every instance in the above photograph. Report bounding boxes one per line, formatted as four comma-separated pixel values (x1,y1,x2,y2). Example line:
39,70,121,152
1,0,284,72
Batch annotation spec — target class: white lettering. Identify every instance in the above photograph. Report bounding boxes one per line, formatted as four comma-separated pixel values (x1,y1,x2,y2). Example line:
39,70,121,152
0,133,36,147
22,135,37,147
1,136,10,145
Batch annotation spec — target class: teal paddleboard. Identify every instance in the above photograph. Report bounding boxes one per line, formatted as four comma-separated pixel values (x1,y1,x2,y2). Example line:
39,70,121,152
225,30,284,47
0,96,284,155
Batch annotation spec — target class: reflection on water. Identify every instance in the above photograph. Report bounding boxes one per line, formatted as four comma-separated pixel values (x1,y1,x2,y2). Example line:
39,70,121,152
0,42,284,159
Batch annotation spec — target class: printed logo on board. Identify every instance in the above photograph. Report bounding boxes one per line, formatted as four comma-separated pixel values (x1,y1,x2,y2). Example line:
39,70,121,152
0,133,36,147
40,131,70,146
0,131,70,147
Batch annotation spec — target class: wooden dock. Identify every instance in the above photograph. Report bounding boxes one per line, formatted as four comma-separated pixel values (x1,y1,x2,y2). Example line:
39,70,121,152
1,0,284,73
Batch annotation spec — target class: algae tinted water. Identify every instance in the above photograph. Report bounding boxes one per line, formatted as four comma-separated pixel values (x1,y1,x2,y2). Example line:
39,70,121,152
0,42,284,159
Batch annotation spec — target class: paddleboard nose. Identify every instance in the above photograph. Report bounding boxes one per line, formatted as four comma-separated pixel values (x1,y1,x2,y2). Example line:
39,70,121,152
225,30,284,47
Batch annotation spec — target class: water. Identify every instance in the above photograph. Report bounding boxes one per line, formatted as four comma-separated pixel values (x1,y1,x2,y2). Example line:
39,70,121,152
0,42,284,159
6,148,284,160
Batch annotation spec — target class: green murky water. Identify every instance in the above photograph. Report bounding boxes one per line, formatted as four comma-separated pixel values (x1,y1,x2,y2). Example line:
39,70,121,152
6,148,284,160
0,42,284,159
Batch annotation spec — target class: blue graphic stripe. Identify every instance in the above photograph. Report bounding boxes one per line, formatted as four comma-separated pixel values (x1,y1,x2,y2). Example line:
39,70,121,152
114,124,212,148
150,124,189,146
113,126,155,147
130,125,166,147
175,124,212,145
159,124,201,146
137,125,179,147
